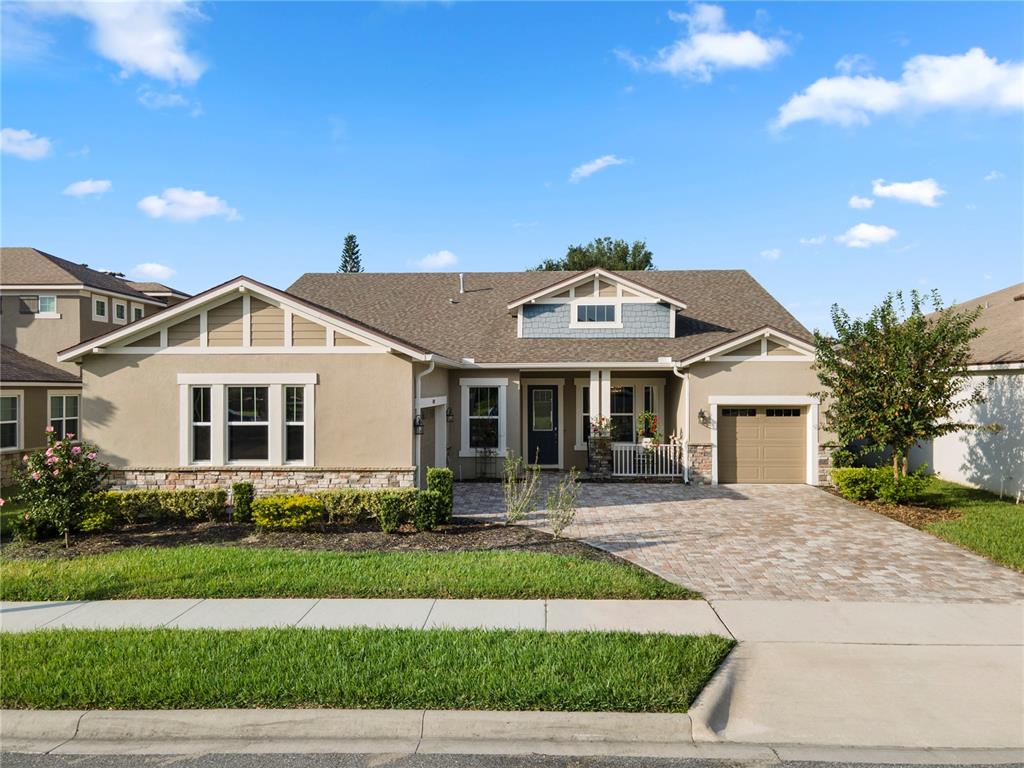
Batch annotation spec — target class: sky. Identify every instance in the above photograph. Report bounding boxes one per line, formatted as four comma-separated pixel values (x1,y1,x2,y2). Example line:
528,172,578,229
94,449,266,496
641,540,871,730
2,1,1022,332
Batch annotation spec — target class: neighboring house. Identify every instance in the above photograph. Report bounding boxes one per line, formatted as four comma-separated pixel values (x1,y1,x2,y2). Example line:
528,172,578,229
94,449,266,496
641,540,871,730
0,247,166,479
125,281,192,306
57,268,834,492
910,283,1024,498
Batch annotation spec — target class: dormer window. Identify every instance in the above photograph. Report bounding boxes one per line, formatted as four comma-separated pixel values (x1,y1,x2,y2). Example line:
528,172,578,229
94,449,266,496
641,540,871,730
576,304,615,323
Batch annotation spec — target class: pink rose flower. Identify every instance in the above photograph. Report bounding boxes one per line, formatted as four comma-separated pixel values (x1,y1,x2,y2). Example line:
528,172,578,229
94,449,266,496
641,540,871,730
52,469,60,476
22,454,28,463
87,452,97,460
45,426,55,434
66,433,75,440
0,498,5,507
31,471,41,481
45,448,53,457
72,445,82,455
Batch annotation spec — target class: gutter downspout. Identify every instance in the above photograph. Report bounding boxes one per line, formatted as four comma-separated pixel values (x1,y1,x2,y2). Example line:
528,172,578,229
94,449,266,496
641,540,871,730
672,363,689,484
415,359,436,488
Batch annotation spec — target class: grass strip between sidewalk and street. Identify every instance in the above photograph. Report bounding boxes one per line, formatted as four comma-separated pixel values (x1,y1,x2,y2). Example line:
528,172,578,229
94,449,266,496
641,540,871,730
0,545,697,601
0,627,733,712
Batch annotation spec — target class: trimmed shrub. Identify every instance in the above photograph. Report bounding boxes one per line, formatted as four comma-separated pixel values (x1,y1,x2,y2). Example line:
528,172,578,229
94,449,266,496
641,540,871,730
317,489,375,525
251,495,323,531
414,490,443,532
832,467,929,505
160,489,227,521
231,482,255,523
372,490,417,534
81,489,227,529
426,467,454,524
831,468,878,501
78,493,125,533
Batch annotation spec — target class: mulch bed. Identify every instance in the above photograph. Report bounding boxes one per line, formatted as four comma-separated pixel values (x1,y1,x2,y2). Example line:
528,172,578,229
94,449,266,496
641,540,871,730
826,488,962,530
1,516,622,564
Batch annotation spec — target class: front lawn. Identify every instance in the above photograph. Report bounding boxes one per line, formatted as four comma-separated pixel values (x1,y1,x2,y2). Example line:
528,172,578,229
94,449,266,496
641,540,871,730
0,545,697,600
0,627,733,712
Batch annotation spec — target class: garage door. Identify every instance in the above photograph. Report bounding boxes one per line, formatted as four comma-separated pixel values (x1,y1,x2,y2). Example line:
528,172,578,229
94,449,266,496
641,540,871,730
718,406,806,483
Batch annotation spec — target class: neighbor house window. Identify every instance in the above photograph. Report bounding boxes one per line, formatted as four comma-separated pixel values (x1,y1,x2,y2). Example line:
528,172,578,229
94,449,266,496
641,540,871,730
37,295,57,315
468,386,500,449
227,386,269,461
92,296,108,321
610,386,634,442
49,395,79,437
113,300,127,324
285,386,305,462
132,305,144,322
0,396,19,449
576,304,615,323
191,387,211,462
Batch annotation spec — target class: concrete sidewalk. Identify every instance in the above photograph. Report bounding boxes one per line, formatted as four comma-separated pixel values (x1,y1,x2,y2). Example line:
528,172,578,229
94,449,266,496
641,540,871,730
0,598,728,635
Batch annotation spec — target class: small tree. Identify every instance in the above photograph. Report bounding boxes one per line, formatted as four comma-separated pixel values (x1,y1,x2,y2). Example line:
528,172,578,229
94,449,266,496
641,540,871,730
813,290,985,480
338,233,363,273
534,237,654,271
502,451,540,525
17,428,109,546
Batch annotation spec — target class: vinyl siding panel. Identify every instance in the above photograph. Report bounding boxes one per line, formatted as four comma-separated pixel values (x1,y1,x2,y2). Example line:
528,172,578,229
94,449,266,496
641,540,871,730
250,298,284,347
208,299,243,347
292,315,325,346
167,316,201,347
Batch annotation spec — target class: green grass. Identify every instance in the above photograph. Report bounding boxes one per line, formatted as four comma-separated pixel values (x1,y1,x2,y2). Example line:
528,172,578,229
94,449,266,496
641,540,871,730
0,486,25,540
918,479,1024,572
0,545,697,601
0,627,732,712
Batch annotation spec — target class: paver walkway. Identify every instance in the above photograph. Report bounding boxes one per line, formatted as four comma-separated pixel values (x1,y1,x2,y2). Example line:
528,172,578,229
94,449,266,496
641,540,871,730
456,480,1024,602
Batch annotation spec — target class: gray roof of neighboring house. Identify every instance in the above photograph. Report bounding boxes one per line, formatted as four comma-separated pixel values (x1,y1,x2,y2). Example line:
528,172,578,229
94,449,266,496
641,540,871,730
0,247,156,303
125,281,191,297
948,283,1024,365
0,346,80,384
287,270,811,364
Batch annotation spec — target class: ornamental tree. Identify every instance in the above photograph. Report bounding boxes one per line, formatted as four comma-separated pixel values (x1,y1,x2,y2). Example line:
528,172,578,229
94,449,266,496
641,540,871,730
337,233,363,273
17,428,109,546
813,290,985,480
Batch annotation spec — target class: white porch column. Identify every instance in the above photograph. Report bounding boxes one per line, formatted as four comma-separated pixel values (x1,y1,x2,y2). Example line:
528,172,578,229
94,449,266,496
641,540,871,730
599,369,612,419
589,370,601,424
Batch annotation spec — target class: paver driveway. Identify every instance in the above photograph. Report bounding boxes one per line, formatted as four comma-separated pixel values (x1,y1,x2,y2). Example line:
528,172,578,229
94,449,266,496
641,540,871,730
456,480,1024,602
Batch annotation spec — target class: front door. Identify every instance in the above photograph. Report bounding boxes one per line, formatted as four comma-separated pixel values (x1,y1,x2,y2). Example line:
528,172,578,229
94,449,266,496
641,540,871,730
527,385,558,465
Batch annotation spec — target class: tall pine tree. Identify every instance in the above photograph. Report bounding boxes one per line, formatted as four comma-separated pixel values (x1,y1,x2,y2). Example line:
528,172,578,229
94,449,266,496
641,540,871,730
338,234,363,273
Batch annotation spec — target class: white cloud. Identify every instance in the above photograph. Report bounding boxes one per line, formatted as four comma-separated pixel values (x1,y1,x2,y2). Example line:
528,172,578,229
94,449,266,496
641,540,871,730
138,88,202,115
848,195,875,209
760,248,782,260
33,1,205,84
1,127,52,159
569,154,627,183
836,223,899,248
131,262,176,281
836,53,873,76
984,170,1004,181
619,4,787,83
416,250,458,270
774,47,1023,130
137,188,239,221
63,179,111,197
799,235,827,246
872,178,946,207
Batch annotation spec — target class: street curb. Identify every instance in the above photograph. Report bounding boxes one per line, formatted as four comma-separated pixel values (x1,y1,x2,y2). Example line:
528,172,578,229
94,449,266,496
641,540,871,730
3,708,1023,763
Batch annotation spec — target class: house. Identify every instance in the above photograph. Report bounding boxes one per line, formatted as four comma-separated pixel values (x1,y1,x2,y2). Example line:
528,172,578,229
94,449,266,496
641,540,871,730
125,281,192,306
910,283,1024,498
55,267,834,492
0,247,167,479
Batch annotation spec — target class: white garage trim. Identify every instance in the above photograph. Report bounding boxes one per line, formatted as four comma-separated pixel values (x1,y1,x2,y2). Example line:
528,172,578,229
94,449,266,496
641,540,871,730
708,395,820,485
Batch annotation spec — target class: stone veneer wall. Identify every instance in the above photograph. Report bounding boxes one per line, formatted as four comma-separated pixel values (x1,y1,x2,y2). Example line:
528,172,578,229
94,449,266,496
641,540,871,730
687,444,713,485
0,451,23,485
108,467,416,494
817,447,833,486
587,438,613,479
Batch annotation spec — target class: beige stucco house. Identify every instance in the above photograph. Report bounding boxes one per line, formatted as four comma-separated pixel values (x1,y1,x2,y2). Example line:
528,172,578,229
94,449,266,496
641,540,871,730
55,267,834,492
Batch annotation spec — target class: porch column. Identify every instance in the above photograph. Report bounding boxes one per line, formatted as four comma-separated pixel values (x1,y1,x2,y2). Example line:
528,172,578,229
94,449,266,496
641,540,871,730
589,370,601,425
599,369,612,419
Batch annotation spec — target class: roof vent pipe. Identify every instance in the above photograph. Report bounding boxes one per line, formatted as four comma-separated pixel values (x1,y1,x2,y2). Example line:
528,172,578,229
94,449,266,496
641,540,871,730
459,273,465,294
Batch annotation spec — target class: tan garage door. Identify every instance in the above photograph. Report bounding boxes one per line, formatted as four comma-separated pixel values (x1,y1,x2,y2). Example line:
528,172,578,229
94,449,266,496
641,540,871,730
718,406,806,483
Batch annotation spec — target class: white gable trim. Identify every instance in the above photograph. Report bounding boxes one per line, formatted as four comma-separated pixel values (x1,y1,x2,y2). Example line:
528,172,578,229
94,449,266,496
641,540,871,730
507,268,686,311
673,327,815,368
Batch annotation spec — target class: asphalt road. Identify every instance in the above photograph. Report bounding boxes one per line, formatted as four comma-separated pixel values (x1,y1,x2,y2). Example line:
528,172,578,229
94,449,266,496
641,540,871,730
0,754,1002,768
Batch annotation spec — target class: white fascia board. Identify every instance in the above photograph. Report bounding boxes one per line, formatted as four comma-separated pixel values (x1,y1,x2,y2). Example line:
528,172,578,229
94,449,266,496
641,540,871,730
672,327,816,369
506,267,686,311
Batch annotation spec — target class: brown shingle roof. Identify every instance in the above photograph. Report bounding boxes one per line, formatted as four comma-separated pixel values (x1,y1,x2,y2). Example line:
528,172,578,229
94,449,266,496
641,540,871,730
125,281,190,297
0,346,80,384
946,283,1024,365
287,270,810,364
0,248,155,302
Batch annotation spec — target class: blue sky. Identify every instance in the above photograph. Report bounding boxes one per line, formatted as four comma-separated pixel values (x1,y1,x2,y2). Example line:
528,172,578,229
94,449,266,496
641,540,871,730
2,1,1022,332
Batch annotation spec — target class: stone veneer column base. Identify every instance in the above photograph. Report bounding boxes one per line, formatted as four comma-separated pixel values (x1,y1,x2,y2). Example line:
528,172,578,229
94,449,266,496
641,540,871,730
817,447,834,486
0,451,25,485
687,444,713,485
108,467,416,494
587,438,612,480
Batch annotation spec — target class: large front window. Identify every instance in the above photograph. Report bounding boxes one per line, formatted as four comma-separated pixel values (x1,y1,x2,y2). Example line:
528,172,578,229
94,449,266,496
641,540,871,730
0,396,19,449
468,386,500,449
227,386,269,461
49,395,79,437
610,386,634,442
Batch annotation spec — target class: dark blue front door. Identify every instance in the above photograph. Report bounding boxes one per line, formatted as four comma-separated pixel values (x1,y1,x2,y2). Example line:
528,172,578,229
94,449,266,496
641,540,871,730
527,385,558,465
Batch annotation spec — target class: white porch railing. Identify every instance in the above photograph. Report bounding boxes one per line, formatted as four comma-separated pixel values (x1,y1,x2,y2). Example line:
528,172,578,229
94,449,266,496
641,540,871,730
611,441,685,478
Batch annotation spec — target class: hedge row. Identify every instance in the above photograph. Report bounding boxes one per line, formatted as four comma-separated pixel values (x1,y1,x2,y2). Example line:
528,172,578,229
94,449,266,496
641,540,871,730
831,467,929,505
81,489,228,532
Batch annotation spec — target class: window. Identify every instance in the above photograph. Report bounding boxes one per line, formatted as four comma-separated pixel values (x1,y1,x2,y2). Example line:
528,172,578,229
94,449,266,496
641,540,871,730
49,395,80,438
576,304,615,323
580,386,590,444
191,387,211,462
766,408,801,417
132,305,144,322
0,396,19,449
38,295,57,315
610,385,634,442
285,386,305,462
113,301,127,324
227,386,269,461
92,296,108,321
531,388,553,431
721,407,756,417
468,386,500,449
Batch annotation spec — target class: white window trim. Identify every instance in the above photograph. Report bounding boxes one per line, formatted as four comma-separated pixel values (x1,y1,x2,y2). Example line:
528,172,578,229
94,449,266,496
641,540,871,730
0,390,24,453
189,385,213,465
707,395,820,486
47,391,81,439
92,294,109,322
283,384,313,465
574,378,590,451
569,298,623,329
521,378,564,469
178,379,316,467
130,303,144,322
36,295,60,319
112,299,128,325
459,377,508,458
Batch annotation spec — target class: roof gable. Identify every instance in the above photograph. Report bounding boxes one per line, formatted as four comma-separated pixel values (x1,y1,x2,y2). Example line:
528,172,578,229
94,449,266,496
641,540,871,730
506,268,687,311
0,248,160,304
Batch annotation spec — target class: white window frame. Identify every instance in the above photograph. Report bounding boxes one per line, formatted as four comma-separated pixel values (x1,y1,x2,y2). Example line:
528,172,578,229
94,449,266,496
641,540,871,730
92,294,109,322
176,374,316,467
131,304,145,322
459,377,508,458
112,299,128,325
226,385,271,464
0,391,23,452
568,297,624,329
36,295,60,318
48,391,81,439
283,385,307,464
574,379,591,451
190,386,213,464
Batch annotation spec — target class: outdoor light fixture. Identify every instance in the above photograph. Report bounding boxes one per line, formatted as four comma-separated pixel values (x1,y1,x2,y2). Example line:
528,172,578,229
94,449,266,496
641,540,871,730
445,406,454,423
413,414,424,435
